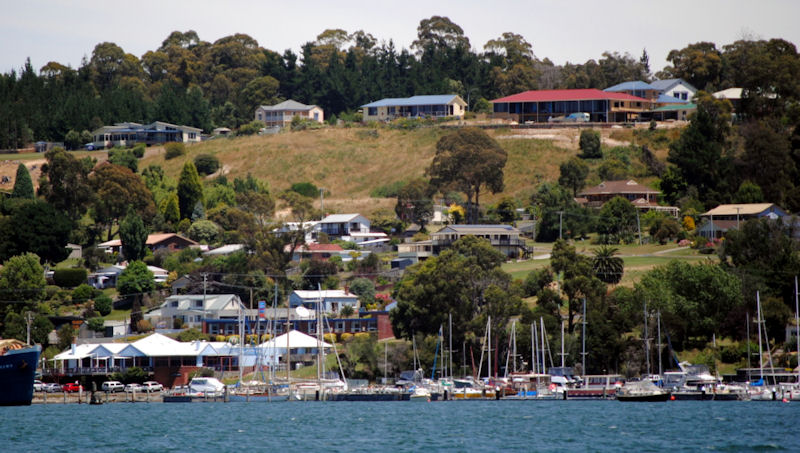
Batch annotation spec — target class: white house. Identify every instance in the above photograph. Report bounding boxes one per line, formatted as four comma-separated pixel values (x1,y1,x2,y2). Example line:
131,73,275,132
313,214,370,241
145,294,246,329
289,290,359,314
88,264,168,289
257,330,332,367
255,100,324,128
650,78,698,103
91,121,201,149
361,94,467,122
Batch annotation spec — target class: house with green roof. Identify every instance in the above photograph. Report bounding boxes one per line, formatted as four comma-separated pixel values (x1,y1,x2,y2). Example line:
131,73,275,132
361,94,466,122
255,99,323,128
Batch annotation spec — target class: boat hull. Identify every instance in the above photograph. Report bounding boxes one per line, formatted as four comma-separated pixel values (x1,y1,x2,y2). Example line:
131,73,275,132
617,393,671,402
325,392,410,401
0,345,41,406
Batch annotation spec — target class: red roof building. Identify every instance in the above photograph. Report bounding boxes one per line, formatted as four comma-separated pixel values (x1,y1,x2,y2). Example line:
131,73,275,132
491,88,651,123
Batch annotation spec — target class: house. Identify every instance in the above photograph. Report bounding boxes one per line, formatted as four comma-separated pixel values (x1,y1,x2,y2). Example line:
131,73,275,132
361,95,466,122
289,290,359,314
255,100,324,128
91,121,201,149
203,244,245,257
713,87,743,113
650,78,697,103
651,102,697,121
394,240,433,268
430,224,529,258
144,294,246,329
290,243,344,261
313,213,370,240
604,81,661,102
697,203,789,239
98,233,198,257
88,264,168,289
491,88,651,123
577,180,679,217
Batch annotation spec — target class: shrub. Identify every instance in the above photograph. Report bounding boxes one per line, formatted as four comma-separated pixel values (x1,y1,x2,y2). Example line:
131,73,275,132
370,180,406,198
323,333,337,344
176,327,207,342
53,268,88,288
71,283,96,302
194,154,220,175
289,182,319,198
132,143,146,158
108,148,138,172
340,333,354,342
579,129,602,158
237,121,263,136
136,319,153,332
164,142,186,160
94,294,113,316
87,317,105,332
187,220,220,244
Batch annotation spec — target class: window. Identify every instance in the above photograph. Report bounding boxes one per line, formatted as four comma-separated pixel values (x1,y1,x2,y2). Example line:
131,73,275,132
171,301,179,307
194,300,203,308
335,321,345,333
368,107,377,116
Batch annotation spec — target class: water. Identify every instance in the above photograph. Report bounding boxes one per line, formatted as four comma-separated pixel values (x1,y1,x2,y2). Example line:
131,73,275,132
3,401,798,452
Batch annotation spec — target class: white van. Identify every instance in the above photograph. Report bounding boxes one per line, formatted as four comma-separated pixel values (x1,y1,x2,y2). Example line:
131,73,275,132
102,381,124,392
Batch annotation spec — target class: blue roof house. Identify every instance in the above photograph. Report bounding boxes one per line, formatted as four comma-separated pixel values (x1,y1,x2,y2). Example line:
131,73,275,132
361,94,467,121
650,78,697,102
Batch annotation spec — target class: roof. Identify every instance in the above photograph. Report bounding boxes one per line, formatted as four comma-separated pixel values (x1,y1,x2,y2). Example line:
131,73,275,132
258,99,318,112
657,93,688,104
204,244,245,256
433,224,521,235
160,294,244,312
653,102,697,112
713,88,743,100
650,78,697,93
99,233,197,248
491,89,650,103
579,180,660,196
319,213,366,224
701,203,781,217
260,330,332,350
361,94,465,108
604,81,655,92
291,290,358,300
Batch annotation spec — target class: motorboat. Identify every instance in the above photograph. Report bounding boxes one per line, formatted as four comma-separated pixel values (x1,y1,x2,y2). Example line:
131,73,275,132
616,380,670,402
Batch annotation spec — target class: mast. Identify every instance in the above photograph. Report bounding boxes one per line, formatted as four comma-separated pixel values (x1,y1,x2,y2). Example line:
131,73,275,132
286,288,291,385
316,285,323,387
531,322,537,374
757,291,763,381
581,297,587,374
512,320,517,374
487,316,492,379
559,319,565,368
384,341,387,384
643,300,650,376
795,276,799,382
746,311,751,383
657,310,663,378
412,333,419,373
540,317,547,374
448,313,453,381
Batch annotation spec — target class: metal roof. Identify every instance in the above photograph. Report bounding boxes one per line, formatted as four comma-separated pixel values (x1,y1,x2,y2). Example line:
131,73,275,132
579,180,660,196
491,89,649,103
657,93,688,104
653,103,696,112
258,99,318,111
361,94,464,108
604,81,655,92
701,203,783,217
433,224,520,235
319,213,367,224
650,78,697,93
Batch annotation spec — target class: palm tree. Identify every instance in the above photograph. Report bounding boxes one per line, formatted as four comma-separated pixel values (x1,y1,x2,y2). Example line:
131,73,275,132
592,245,624,284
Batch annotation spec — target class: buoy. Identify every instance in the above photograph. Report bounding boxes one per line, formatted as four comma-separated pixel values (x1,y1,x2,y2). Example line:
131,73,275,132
670,395,676,401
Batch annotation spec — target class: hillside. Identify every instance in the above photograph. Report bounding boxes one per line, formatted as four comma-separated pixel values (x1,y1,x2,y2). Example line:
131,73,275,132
135,124,681,215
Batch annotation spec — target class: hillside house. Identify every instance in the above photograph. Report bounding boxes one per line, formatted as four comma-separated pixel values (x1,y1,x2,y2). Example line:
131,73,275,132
430,224,529,258
650,78,697,102
98,233,198,257
697,203,789,239
312,214,369,240
578,180,679,217
145,294,246,329
491,88,650,123
91,121,201,149
289,290,360,314
88,264,168,289
361,95,466,122
255,100,324,128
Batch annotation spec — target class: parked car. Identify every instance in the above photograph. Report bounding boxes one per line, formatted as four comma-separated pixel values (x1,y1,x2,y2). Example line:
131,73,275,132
125,383,144,392
62,382,83,393
142,381,163,392
101,381,125,393
33,380,44,392
43,383,62,393
548,112,590,123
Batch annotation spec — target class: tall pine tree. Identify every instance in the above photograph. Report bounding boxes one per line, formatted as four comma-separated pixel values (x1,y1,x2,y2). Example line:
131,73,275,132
11,163,34,199
177,161,203,220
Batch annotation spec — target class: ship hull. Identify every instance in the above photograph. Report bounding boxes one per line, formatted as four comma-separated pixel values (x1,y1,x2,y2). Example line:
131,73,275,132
0,345,41,406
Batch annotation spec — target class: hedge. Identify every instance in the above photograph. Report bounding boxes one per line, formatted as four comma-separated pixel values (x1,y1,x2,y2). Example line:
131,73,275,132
53,268,88,288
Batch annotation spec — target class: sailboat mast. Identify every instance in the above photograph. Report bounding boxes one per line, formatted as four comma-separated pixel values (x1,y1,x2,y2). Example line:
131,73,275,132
531,322,537,374
581,297,587,374
540,317,547,374
757,291,764,381
746,311,751,382
795,276,799,382
560,319,565,368
644,300,650,376
286,289,291,385
448,313,453,381
657,310,662,378
487,316,492,379
512,320,517,374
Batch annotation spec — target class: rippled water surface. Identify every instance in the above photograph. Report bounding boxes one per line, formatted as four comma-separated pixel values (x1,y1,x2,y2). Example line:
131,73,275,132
3,400,798,452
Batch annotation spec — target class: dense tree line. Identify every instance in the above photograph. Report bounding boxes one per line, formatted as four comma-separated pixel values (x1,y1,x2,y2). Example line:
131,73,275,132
3,17,798,148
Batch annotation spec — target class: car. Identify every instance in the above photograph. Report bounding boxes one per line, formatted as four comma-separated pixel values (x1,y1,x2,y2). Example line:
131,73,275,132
142,381,163,392
43,383,62,393
33,380,44,392
101,381,125,393
125,383,144,392
62,382,84,393
548,112,590,123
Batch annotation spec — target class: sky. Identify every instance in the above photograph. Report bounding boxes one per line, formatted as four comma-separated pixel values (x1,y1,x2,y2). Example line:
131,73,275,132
2,0,799,76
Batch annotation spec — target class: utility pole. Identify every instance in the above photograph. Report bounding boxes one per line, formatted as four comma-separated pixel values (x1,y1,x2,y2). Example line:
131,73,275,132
636,210,642,245
319,188,325,220
735,207,741,230
25,311,34,345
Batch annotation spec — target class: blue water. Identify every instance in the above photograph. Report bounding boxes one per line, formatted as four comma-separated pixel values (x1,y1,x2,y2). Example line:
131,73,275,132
3,401,798,452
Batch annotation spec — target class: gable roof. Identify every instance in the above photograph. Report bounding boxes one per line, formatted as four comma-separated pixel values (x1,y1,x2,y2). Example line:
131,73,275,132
99,233,197,248
433,224,521,235
362,94,465,108
713,88,743,100
161,294,244,312
491,89,649,103
319,213,367,224
260,330,332,349
604,81,655,92
650,78,697,93
657,93,689,104
259,99,318,112
701,203,784,217
292,290,358,300
578,180,660,196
